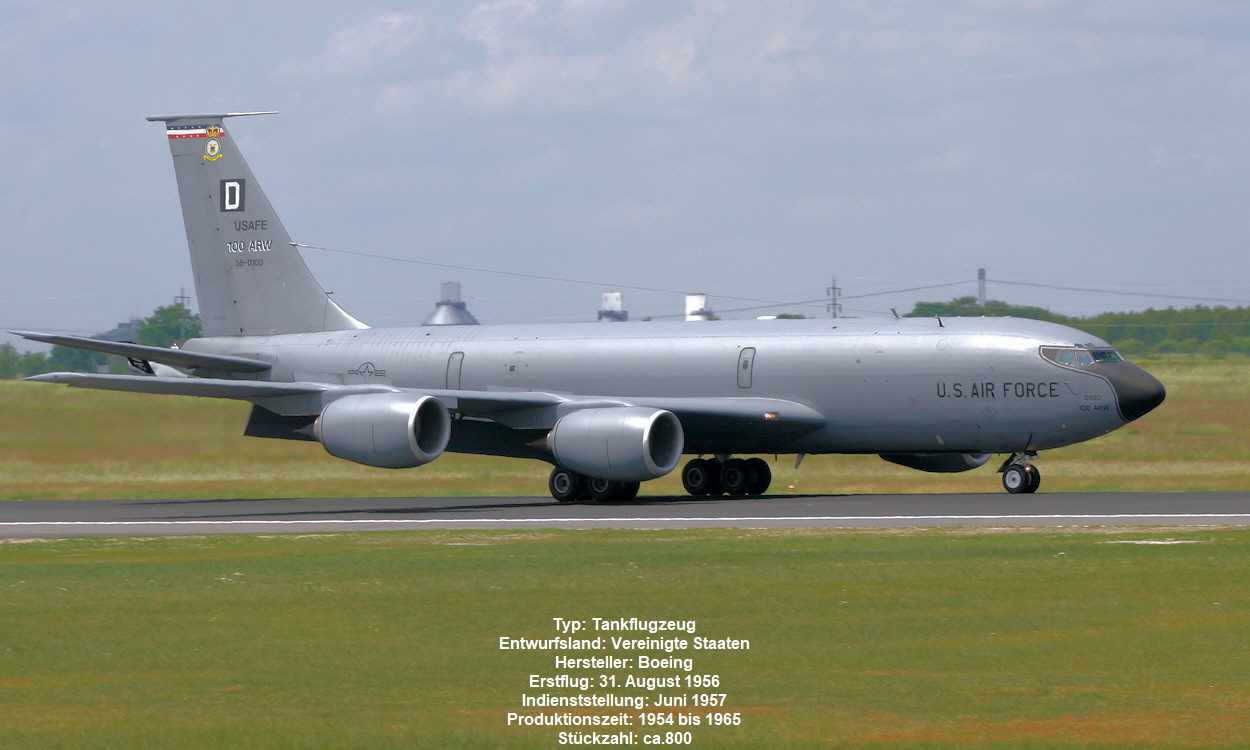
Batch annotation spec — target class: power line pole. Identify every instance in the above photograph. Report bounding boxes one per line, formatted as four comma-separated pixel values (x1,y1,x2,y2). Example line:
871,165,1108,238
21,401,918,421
977,268,986,308
826,277,842,319
174,286,192,340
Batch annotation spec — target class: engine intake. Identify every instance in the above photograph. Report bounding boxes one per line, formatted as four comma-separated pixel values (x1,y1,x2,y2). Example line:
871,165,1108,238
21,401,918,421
316,393,451,469
548,407,684,482
879,452,992,473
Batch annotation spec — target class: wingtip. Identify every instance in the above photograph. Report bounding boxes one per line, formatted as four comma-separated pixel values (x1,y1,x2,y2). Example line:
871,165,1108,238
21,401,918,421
23,372,81,384
9,330,68,346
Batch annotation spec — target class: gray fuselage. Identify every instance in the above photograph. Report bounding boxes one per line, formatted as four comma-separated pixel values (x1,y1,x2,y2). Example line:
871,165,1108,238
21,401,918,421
185,314,1154,459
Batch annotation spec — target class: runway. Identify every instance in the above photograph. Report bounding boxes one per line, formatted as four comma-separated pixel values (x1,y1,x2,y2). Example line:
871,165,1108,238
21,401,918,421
2,491,1249,538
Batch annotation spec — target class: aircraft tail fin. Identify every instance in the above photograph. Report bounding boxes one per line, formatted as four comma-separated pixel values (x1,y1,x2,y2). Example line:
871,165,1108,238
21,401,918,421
147,112,366,337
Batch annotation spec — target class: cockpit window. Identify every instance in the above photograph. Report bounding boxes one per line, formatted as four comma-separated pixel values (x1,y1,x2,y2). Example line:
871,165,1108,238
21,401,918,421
1040,346,1122,368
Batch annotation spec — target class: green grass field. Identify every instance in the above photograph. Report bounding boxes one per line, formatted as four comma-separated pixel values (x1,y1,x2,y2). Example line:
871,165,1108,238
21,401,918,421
2,361,1248,747
1,359,1246,499
3,528,1249,748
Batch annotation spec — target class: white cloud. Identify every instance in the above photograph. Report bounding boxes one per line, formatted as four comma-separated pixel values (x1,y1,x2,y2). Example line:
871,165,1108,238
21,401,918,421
279,12,425,79
372,0,824,115
462,0,540,54
627,0,819,91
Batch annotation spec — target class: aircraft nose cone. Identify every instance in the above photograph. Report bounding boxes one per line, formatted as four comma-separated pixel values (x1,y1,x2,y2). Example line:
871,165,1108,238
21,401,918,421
1109,364,1166,422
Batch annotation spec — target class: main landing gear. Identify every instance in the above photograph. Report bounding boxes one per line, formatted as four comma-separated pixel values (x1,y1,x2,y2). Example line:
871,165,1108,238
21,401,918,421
999,453,1041,494
548,467,639,503
681,457,772,497
547,456,775,503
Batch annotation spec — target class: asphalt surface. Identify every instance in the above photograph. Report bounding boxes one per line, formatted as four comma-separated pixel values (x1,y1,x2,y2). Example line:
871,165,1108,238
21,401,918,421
1,491,1249,538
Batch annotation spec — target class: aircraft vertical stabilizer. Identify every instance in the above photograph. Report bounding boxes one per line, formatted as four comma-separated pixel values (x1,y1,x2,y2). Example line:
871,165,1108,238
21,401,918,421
146,113,366,337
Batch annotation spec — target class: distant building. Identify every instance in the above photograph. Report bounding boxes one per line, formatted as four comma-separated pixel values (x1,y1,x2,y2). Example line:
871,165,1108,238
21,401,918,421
97,318,143,342
598,292,628,322
685,293,713,321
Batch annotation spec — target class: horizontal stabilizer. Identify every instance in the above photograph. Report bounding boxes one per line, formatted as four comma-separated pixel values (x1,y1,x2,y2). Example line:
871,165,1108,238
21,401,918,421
22,373,327,400
146,112,278,123
11,331,271,374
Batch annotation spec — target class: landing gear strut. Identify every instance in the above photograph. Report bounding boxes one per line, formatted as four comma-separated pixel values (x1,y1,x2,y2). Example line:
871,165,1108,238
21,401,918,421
681,456,772,497
999,454,1041,494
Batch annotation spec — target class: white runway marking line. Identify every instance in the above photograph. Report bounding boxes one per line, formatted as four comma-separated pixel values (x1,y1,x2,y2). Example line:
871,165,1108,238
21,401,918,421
1102,539,1207,545
4,513,1250,528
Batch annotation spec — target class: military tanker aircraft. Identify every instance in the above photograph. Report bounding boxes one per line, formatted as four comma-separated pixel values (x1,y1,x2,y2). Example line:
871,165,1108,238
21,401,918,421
16,113,1166,501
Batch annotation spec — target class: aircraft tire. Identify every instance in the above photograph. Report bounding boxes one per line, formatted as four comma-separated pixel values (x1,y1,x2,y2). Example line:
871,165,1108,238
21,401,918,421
1002,464,1039,494
744,457,772,495
681,459,721,496
588,477,640,502
549,467,586,502
721,458,751,496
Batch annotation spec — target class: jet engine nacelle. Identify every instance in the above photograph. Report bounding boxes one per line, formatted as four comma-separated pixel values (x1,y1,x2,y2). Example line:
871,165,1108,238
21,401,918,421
548,407,684,482
879,452,992,473
315,393,451,469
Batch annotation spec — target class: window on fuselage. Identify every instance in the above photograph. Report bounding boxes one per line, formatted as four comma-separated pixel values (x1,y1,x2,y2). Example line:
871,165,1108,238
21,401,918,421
1040,346,1122,369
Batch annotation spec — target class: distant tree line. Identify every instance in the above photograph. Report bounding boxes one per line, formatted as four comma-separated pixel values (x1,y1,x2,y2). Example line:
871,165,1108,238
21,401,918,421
1,303,201,379
908,296,1250,358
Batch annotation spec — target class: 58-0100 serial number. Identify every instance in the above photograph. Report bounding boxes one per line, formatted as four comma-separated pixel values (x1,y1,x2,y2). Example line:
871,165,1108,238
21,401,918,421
234,258,264,267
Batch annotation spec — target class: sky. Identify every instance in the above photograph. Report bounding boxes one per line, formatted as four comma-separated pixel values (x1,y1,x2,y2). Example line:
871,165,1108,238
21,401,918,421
3,0,1249,344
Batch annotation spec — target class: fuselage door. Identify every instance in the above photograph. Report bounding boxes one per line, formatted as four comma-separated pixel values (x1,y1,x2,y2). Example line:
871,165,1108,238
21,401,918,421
446,351,464,389
737,347,756,389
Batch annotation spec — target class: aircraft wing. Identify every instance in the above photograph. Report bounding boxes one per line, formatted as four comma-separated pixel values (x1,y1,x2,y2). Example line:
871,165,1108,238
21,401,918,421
11,331,271,374
445,392,826,444
24,371,825,446
20,375,574,412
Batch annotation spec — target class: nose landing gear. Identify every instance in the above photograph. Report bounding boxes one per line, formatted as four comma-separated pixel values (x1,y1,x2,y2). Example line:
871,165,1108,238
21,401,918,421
999,454,1041,494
